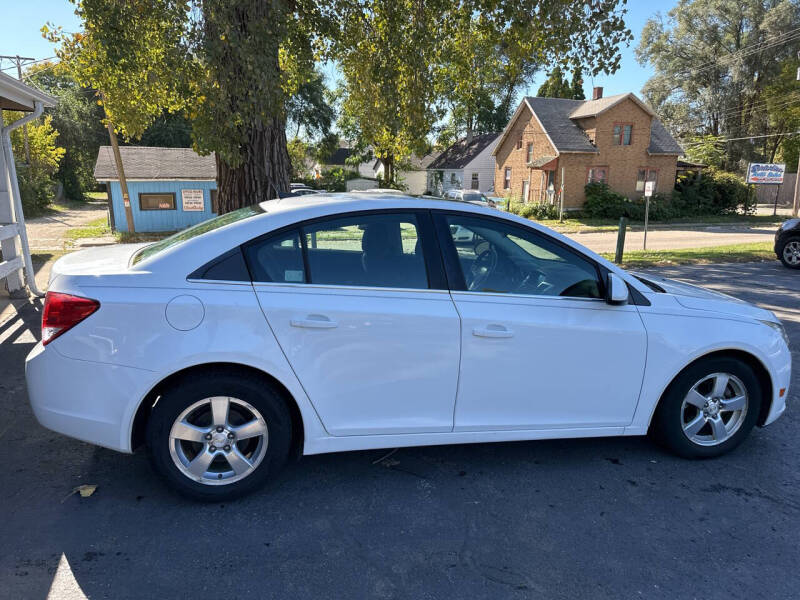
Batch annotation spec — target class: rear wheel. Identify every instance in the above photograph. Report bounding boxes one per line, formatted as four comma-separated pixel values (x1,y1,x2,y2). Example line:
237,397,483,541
146,371,292,501
650,357,761,458
777,235,800,269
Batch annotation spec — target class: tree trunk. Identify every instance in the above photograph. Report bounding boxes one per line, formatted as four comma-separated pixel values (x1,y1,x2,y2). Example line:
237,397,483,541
215,116,290,214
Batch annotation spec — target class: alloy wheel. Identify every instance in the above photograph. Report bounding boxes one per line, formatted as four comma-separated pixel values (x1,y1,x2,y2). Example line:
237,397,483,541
680,373,748,446
783,241,800,266
169,396,269,485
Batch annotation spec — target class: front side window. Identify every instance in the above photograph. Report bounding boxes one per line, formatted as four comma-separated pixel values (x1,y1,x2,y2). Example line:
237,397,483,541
504,167,512,189
471,173,479,189
139,193,176,211
441,214,601,298
635,168,658,192
613,124,633,146
587,167,609,184
526,143,533,164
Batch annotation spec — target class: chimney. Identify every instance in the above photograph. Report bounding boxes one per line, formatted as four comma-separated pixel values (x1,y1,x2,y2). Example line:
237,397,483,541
592,86,603,100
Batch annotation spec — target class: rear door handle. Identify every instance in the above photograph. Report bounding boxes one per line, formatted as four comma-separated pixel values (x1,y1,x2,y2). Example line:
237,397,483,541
472,324,514,338
290,314,338,329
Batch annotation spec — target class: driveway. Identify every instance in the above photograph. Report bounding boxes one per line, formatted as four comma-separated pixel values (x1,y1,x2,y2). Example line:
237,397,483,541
25,201,109,252
1,261,798,599
565,223,776,254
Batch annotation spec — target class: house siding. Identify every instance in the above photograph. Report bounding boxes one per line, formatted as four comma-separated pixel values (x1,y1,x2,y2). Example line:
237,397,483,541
108,179,217,232
463,136,500,194
494,105,559,203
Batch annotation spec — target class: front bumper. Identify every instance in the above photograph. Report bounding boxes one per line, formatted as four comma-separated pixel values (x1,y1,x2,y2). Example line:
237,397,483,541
25,342,154,453
762,339,792,426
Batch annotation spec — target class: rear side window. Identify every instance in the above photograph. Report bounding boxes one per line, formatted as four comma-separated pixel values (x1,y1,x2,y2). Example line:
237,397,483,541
244,230,306,283
244,213,429,289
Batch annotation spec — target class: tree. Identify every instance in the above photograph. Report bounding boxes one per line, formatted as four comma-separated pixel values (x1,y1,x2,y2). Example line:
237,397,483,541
286,69,335,140
25,61,106,200
537,66,572,98
6,112,65,214
763,58,800,164
570,66,585,100
339,1,632,185
138,111,193,148
47,0,333,212
636,0,800,170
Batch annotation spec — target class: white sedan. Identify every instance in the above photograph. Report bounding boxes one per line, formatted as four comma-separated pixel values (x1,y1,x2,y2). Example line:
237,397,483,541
26,193,791,500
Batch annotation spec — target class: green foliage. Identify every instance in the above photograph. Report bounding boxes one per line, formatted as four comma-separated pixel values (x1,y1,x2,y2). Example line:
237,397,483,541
6,113,66,215
297,167,359,192
582,174,755,221
537,66,572,98
636,0,800,170
570,67,585,100
138,111,193,147
684,135,725,169
506,199,560,220
25,61,106,200
286,69,335,139
287,137,310,180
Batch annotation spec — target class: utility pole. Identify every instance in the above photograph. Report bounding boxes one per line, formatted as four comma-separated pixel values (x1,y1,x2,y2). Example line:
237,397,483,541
0,55,34,164
100,93,135,232
793,153,799,218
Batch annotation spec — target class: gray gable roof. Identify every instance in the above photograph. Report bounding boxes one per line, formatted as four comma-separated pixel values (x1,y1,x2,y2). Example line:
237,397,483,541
94,146,216,181
524,97,596,153
648,118,683,155
503,96,683,156
428,133,499,170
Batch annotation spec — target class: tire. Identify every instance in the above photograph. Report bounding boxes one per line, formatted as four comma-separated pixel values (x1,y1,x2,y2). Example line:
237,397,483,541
146,370,292,501
650,357,761,459
777,235,800,269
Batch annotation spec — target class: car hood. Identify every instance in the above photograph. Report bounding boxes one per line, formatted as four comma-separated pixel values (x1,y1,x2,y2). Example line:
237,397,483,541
49,243,149,284
630,271,775,322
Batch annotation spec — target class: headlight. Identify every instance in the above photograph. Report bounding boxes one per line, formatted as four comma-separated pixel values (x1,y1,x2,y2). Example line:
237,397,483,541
760,320,790,346
779,218,800,232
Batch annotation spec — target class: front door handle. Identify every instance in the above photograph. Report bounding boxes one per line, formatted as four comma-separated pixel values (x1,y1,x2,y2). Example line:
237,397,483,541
290,314,338,329
472,324,514,338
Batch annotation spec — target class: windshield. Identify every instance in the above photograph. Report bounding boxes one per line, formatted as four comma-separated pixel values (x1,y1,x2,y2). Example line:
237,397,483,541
461,192,487,203
131,204,266,265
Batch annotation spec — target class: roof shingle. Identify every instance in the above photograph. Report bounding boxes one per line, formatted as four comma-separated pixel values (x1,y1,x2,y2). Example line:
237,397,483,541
428,133,500,170
94,146,216,181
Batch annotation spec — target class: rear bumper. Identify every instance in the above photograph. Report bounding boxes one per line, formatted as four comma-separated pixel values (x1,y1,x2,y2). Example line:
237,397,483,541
25,342,153,453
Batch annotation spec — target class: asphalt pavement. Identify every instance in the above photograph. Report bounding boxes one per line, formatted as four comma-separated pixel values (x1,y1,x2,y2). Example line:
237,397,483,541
1,261,798,599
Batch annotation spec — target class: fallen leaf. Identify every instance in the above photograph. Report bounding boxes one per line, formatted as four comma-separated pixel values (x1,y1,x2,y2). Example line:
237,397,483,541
77,484,97,498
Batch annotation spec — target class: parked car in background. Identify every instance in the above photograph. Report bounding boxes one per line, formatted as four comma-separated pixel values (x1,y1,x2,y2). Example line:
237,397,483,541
443,188,497,208
775,218,800,269
26,192,791,500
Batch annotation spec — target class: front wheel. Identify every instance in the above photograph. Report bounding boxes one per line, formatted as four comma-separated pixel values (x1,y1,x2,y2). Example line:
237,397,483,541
650,357,762,459
146,371,292,501
777,235,800,269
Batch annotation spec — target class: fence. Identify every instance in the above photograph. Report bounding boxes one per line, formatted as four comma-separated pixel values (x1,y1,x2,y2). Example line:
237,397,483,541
754,173,796,206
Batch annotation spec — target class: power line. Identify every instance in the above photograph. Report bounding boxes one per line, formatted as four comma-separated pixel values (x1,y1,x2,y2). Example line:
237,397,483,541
0,55,57,73
682,129,800,147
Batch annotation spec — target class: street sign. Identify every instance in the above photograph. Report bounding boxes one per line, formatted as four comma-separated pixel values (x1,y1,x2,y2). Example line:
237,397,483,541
644,180,655,197
746,163,785,184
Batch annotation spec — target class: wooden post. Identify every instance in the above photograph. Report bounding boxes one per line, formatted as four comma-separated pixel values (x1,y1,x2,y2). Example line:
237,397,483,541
106,123,135,233
615,217,627,264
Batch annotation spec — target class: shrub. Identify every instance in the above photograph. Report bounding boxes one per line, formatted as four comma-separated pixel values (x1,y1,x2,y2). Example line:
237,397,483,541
505,197,560,220
297,167,359,192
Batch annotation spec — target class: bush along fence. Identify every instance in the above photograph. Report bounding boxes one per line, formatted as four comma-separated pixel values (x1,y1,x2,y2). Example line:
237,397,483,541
581,170,756,221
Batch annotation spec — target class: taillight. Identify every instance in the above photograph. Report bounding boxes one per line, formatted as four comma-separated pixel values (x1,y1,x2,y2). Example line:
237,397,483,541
41,292,100,346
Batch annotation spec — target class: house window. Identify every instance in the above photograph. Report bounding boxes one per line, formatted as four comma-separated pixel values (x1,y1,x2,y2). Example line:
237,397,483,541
139,192,176,211
586,167,609,185
450,172,459,186
636,168,658,192
613,124,633,146
516,139,523,150
526,143,533,164
504,167,512,190
471,173,479,190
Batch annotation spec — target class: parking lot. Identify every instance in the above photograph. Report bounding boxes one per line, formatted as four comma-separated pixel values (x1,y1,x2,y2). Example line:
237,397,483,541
1,260,798,599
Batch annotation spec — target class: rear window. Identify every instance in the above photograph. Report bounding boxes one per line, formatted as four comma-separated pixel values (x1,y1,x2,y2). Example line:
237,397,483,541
132,204,265,265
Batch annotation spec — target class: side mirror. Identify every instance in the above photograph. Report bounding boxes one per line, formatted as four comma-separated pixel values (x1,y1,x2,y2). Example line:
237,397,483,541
606,273,629,305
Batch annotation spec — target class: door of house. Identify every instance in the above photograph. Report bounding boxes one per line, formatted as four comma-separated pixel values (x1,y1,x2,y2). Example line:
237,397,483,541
521,180,530,203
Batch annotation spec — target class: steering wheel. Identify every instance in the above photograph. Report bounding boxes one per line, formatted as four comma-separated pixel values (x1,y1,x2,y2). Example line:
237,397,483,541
469,247,497,291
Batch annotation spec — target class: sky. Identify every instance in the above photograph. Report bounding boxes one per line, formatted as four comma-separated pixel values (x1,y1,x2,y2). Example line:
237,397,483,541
1,0,679,98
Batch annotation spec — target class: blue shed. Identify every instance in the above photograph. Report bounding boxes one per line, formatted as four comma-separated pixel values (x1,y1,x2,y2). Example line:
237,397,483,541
93,146,217,233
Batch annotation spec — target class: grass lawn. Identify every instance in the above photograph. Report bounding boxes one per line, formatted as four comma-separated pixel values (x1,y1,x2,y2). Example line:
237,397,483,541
85,191,108,201
64,217,112,240
534,213,786,233
602,241,775,268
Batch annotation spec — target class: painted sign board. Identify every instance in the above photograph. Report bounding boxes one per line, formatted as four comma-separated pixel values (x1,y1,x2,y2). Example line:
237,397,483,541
746,163,785,184
644,181,655,197
181,189,205,211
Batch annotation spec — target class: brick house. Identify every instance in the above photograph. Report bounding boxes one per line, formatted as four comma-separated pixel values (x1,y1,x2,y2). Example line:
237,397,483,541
493,88,683,208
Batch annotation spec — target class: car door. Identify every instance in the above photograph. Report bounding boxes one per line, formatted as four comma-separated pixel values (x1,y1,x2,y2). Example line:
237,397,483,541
244,210,461,436
433,212,647,432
